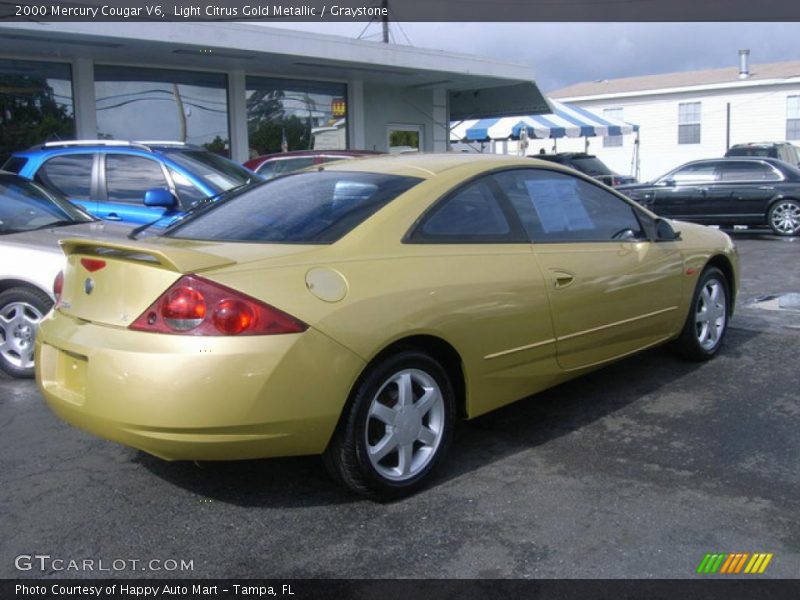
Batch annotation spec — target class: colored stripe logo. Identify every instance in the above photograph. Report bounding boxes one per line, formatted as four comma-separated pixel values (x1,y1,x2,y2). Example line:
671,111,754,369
696,552,773,574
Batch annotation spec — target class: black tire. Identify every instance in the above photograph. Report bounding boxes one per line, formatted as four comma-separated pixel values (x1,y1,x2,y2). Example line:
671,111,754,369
0,286,53,378
672,267,730,362
323,350,456,500
767,199,800,236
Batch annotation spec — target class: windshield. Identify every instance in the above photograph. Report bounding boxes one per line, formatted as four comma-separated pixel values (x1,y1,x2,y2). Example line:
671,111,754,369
159,148,258,192
570,157,613,176
726,147,777,158
0,175,93,234
166,171,422,244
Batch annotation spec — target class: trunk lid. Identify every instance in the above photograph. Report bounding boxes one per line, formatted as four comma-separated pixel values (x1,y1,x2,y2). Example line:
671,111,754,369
56,237,314,328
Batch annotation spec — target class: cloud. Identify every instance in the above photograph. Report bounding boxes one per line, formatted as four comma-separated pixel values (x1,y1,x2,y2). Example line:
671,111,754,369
263,22,800,92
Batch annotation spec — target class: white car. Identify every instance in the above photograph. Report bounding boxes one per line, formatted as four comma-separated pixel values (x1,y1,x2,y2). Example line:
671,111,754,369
0,172,132,377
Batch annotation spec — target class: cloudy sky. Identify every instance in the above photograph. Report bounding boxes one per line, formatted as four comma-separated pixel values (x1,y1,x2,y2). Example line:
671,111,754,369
267,22,800,92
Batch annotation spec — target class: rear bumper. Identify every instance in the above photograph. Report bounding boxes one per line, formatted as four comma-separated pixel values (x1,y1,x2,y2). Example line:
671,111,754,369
35,311,365,460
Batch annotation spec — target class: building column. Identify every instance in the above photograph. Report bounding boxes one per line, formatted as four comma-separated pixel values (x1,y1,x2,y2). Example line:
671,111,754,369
227,70,248,162
72,58,97,139
432,88,448,153
348,79,365,150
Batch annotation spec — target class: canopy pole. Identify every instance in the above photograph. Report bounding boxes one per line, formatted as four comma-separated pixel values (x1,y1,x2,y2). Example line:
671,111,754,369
584,137,589,153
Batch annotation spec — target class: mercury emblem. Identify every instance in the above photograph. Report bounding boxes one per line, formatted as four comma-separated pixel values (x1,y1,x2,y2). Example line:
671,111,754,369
84,278,95,295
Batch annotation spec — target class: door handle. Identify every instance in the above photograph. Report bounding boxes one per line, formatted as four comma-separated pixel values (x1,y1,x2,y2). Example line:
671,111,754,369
105,213,121,221
552,270,575,289
698,187,710,194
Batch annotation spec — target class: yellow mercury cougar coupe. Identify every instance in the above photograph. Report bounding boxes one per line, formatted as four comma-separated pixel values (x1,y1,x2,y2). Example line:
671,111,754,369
35,154,739,499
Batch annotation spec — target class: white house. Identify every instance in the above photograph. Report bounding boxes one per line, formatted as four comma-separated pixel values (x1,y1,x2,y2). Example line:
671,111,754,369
546,51,800,182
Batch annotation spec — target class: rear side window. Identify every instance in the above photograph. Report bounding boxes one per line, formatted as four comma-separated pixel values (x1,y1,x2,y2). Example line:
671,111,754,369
167,171,421,244
105,155,168,203
718,161,781,182
1,156,28,174
35,154,93,198
409,178,518,243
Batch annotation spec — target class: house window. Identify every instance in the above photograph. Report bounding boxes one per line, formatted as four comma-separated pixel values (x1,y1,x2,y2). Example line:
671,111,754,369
603,108,623,147
787,96,800,140
678,102,701,144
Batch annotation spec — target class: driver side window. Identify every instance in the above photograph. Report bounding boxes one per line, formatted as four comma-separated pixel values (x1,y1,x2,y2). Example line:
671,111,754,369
493,169,645,243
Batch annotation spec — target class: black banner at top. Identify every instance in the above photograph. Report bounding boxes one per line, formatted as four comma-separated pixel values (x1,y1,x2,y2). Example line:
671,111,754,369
2,0,800,22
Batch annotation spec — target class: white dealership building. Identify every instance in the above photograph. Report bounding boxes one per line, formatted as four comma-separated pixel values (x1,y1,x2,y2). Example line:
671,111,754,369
0,21,547,163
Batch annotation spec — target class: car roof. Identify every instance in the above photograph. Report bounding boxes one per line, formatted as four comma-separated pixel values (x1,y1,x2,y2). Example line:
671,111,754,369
253,150,382,161
319,152,575,179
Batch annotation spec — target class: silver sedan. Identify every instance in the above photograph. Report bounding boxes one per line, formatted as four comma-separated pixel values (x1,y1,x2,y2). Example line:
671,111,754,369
0,172,131,377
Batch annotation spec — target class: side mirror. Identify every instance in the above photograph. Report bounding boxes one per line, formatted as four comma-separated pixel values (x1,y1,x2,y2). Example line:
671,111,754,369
655,218,681,241
144,188,177,208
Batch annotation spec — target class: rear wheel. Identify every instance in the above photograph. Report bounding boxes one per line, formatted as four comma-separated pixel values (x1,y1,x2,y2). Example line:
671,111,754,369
0,287,53,378
768,199,800,236
323,350,456,500
672,267,729,361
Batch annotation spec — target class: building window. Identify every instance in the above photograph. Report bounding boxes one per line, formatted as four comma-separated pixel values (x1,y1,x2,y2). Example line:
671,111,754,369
95,66,229,154
787,96,800,140
603,108,623,147
678,102,701,144
246,76,347,157
0,59,74,165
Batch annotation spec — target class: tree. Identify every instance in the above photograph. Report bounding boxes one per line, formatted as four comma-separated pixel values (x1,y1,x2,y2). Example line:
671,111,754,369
248,115,312,156
0,75,74,163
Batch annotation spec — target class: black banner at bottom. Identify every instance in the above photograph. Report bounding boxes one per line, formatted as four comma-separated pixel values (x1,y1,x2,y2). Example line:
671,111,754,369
4,579,800,600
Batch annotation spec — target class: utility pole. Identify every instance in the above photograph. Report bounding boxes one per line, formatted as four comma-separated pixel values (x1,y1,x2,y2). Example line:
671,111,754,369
381,0,389,43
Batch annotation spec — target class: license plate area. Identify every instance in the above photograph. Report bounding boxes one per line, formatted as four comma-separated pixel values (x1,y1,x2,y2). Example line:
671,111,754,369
50,347,88,405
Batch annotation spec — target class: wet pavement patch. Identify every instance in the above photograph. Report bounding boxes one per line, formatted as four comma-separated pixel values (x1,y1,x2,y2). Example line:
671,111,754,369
750,293,800,311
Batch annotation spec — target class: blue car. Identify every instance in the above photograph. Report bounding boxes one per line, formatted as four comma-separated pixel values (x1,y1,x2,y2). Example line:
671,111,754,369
2,141,260,227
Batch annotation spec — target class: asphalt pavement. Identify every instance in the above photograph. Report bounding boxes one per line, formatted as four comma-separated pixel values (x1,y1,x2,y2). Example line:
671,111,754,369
1,230,798,579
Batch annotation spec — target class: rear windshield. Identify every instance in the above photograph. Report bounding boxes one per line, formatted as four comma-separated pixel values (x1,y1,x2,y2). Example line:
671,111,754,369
0,175,93,234
569,157,613,176
726,146,777,158
159,148,258,192
165,171,422,244
1,156,28,174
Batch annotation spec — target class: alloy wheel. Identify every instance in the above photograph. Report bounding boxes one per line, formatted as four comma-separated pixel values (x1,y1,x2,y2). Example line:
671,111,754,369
0,301,45,370
365,368,446,482
770,201,800,236
694,279,727,351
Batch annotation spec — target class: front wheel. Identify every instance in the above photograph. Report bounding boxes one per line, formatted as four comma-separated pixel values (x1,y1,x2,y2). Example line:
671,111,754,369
672,267,730,361
323,350,456,500
0,287,53,378
768,199,800,236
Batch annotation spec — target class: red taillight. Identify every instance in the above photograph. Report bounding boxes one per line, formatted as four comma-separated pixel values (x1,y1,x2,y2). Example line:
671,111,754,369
80,258,106,272
212,299,254,335
53,271,64,305
130,275,307,336
162,286,206,331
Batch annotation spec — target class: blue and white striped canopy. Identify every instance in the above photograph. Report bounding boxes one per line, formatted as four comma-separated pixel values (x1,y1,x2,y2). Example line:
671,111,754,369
450,100,639,142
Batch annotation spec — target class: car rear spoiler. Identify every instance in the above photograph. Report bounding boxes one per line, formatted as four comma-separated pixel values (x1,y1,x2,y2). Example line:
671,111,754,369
58,238,236,273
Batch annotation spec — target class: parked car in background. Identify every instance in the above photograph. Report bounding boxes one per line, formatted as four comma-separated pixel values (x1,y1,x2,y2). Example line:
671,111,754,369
618,157,800,236
533,152,637,187
0,172,131,378
3,141,260,227
244,150,383,179
725,142,800,167
37,154,738,499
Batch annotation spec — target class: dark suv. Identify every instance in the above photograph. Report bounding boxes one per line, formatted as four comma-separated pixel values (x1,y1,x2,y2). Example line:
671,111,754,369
532,152,636,187
725,142,800,167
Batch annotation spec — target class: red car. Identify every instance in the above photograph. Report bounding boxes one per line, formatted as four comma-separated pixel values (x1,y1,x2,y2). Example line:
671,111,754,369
244,150,383,179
